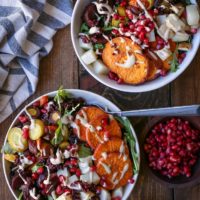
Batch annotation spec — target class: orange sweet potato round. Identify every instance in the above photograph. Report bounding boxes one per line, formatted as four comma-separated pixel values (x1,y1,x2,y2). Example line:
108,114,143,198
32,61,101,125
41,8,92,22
96,153,133,190
86,114,122,149
73,106,105,141
102,37,149,84
129,0,153,9
93,138,129,162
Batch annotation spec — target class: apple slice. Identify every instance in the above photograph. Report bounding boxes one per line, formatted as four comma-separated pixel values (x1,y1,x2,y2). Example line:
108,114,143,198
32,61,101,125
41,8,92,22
8,127,28,152
29,119,45,140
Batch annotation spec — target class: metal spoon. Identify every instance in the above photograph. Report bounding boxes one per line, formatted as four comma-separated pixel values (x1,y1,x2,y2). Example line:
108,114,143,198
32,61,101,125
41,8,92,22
103,105,200,117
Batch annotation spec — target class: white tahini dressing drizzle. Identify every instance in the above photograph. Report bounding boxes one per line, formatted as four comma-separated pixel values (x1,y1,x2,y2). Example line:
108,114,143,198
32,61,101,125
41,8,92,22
19,155,33,170
17,169,28,184
99,161,111,174
43,166,51,185
101,152,107,159
24,107,35,130
50,149,63,165
115,47,136,68
29,188,40,200
89,26,100,35
93,1,113,26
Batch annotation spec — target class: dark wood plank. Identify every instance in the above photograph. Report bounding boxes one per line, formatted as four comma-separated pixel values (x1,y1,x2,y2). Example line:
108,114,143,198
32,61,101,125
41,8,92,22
0,26,79,200
171,48,200,200
79,64,173,200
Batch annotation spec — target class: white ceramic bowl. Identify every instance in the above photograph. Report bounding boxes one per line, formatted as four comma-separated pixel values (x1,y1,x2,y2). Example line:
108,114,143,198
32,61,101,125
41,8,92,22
71,0,200,93
2,89,140,200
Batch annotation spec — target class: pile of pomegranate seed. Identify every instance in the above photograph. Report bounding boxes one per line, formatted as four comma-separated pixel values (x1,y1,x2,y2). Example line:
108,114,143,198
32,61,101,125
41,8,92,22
144,118,200,178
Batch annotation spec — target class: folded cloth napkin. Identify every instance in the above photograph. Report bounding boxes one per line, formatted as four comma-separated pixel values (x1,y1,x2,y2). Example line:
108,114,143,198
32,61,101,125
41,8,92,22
0,0,72,123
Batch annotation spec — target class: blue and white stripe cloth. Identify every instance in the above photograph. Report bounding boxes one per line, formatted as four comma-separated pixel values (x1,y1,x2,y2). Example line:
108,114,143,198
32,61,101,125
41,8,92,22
0,0,72,123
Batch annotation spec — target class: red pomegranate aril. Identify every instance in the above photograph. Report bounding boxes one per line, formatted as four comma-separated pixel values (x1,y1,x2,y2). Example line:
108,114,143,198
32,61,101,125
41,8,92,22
33,101,40,107
70,167,77,173
112,29,119,35
101,117,109,126
40,183,45,189
56,185,63,195
37,167,44,174
70,159,78,166
59,175,65,183
145,117,200,179
22,127,29,139
136,25,145,32
19,115,28,123
191,28,198,34
139,32,145,40
90,165,97,172
76,169,82,177
64,189,71,194
143,38,149,45
120,1,126,7
108,71,118,80
126,9,134,20
113,14,119,20
117,78,123,84
128,178,135,184
32,173,38,180
41,108,47,114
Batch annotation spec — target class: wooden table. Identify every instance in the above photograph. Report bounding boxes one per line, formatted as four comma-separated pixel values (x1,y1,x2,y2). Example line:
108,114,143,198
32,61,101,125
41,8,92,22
0,25,200,200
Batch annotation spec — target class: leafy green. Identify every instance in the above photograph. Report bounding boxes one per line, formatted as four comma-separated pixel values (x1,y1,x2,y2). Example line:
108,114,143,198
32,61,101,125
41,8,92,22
31,163,44,173
80,23,89,33
51,120,64,146
94,43,105,50
54,86,70,113
103,26,114,31
78,144,92,158
64,103,80,117
18,192,23,200
115,117,139,173
1,142,16,154
170,45,179,72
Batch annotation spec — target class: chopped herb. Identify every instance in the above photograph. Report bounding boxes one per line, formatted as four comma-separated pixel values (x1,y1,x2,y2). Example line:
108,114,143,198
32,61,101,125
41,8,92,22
80,23,89,33
78,144,92,158
51,120,64,146
170,45,179,72
64,103,80,117
31,163,44,173
1,142,16,154
94,43,105,50
115,116,139,173
54,86,70,113
103,26,114,31
18,192,23,200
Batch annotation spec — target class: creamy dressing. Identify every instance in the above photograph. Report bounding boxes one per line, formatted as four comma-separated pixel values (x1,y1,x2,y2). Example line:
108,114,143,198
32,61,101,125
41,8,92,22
29,188,40,200
50,149,63,165
115,50,136,68
63,150,70,159
96,126,102,131
46,101,54,112
99,161,111,174
24,107,35,130
17,169,27,184
19,156,33,170
111,172,119,186
101,152,107,159
43,166,51,185
93,2,113,26
119,164,129,180
70,122,80,138
89,26,100,35
51,191,57,200
103,34,114,45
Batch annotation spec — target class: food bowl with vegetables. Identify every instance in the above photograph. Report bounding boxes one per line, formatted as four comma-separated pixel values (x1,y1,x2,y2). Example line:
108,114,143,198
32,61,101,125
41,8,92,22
2,88,140,200
143,116,200,188
71,0,200,92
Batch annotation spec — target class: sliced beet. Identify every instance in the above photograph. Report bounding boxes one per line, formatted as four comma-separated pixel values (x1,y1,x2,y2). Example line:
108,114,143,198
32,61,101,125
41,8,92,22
28,140,38,155
83,3,99,27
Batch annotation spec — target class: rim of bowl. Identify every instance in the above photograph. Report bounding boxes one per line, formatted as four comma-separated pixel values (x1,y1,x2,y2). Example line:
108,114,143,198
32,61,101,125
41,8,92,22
71,0,200,93
142,116,200,188
2,89,140,200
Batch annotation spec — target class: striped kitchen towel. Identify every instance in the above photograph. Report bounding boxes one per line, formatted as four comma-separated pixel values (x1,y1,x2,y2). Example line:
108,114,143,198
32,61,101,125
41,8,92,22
0,0,72,123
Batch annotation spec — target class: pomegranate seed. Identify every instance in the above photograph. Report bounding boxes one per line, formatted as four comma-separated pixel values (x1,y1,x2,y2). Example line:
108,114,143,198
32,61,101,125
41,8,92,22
64,160,71,167
37,167,44,174
108,71,118,80
101,118,109,126
64,189,71,194
76,169,82,177
90,166,97,172
70,159,78,165
117,78,124,84
139,32,145,40
40,183,45,189
22,127,29,139
136,25,145,32
18,115,28,123
70,167,77,173
112,197,121,200
139,15,146,20
129,24,135,31
56,185,63,195
191,28,198,34
33,101,40,107
59,175,65,183
120,1,126,7
128,178,135,184
113,14,119,20
41,109,47,114
112,29,119,35
32,173,38,180
143,38,149,45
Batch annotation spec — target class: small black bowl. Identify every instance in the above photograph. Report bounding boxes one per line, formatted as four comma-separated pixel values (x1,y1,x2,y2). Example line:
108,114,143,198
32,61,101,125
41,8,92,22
142,116,200,188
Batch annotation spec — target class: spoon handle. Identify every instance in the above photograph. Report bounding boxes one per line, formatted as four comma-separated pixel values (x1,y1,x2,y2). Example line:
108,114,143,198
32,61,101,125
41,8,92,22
109,105,200,117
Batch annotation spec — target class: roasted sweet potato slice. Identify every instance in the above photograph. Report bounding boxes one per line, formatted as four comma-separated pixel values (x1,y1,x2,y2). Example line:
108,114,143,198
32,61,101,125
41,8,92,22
96,153,133,190
86,114,122,149
73,106,105,141
93,138,129,162
102,37,149,84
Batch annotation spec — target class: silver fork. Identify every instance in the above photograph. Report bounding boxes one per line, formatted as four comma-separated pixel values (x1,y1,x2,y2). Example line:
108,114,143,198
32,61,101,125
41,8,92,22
96,105,200,117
